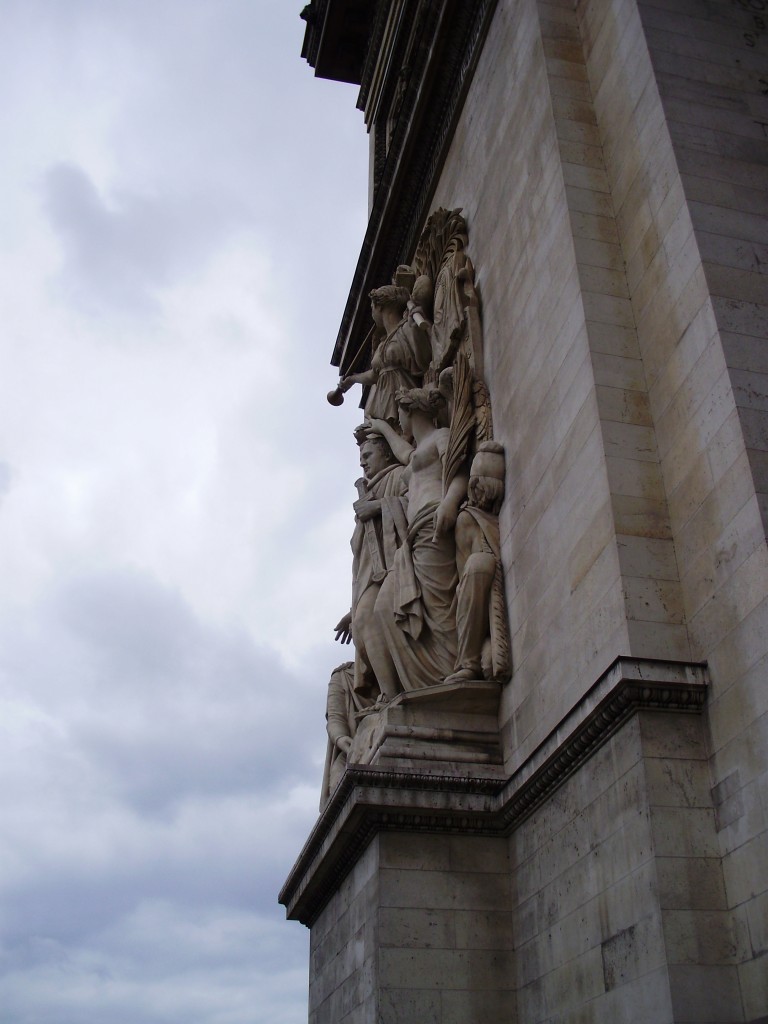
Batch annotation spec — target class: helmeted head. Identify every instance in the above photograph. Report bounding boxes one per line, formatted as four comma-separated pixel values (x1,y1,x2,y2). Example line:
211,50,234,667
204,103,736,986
468,441,505,513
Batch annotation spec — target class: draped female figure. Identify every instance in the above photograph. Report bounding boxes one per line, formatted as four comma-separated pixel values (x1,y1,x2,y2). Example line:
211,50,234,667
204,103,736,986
366,387,468,694
337,286,432,426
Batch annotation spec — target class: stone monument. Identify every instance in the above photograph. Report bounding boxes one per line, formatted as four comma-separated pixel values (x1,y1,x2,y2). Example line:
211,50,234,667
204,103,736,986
282,3,768,1022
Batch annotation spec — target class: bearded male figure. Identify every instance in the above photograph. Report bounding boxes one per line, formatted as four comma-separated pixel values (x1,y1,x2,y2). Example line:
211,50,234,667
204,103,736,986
334,427,407,697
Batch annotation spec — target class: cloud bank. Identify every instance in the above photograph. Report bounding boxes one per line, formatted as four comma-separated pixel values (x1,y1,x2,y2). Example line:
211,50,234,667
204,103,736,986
0,1,369,1020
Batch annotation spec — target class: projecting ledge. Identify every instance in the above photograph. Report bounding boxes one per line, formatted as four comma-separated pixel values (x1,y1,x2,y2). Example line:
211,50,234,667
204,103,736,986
279,657,708,926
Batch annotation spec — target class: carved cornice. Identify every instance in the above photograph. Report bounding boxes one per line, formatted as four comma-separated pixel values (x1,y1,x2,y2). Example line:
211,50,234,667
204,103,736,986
283,764,502,902
357,2,399,116
279,657,709,925
280,766,502,926
300,0,376,86
496,660,709,831
333,0,500,370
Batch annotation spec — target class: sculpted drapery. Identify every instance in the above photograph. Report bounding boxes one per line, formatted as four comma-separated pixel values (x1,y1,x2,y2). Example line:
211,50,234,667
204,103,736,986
365,314,432,423
329,208,510,715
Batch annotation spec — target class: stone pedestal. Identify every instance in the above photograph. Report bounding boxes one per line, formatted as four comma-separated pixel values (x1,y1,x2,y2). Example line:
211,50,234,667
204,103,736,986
279,659,738,1024
348,680,505,779
305,830,514,1024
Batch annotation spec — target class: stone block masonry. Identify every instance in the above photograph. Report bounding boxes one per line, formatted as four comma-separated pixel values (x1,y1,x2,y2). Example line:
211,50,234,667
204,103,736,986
288,1,768,1019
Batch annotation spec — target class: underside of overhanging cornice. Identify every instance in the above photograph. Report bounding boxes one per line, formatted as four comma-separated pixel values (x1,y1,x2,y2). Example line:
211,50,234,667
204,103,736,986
301,0,501,373
328,0,499,373
300,0,377,85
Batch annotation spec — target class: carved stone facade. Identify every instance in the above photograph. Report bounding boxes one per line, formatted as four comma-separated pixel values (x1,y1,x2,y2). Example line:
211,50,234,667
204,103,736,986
284,3,768,1023
323,207,513,785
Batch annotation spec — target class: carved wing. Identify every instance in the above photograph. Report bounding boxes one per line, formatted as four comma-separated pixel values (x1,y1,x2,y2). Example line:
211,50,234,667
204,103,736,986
442,350,474,494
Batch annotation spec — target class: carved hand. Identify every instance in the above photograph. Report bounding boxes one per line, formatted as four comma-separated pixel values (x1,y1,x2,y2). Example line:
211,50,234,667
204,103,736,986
364,417,388,437
334,612,353,644
337,736,352,754
353,498,382,521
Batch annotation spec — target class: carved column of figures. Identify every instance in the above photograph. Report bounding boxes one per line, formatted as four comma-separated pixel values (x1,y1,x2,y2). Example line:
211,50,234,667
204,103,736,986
322,209,510,807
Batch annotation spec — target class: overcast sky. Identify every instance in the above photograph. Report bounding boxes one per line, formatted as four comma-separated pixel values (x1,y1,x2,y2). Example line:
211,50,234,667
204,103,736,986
0,2,369,1021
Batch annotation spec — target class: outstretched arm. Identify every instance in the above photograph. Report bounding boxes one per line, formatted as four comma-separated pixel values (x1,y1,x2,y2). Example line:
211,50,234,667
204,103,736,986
340,369,376,391
366,418,413,466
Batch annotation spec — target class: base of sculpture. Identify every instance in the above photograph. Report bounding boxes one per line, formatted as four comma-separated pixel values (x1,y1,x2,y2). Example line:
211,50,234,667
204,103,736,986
347,679,505,780
279,660,740,1024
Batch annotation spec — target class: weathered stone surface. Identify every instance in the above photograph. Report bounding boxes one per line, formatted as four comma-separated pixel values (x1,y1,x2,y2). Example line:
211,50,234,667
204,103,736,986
290,0,768,1019
329,209,511,708
347,680,505,778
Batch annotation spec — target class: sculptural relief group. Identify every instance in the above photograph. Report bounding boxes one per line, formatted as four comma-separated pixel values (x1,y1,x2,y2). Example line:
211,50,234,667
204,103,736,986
322,210,511,806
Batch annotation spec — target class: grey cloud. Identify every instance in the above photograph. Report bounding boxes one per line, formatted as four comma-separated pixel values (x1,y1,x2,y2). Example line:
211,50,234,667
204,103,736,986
0,2,371,1020
0,567,320,1021
43,162,248,315
0,906,309,1024
0,461,12,504
35,568,324,811
0,818,299,944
